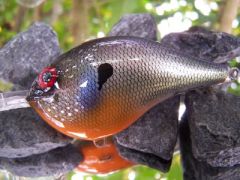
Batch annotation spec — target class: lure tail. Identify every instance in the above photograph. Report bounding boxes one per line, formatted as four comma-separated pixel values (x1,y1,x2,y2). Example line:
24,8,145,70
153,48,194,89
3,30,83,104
227,67,240,82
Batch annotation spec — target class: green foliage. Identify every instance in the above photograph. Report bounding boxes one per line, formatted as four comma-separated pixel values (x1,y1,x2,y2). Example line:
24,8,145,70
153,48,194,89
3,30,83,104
0,0,17,46
0,80,13,92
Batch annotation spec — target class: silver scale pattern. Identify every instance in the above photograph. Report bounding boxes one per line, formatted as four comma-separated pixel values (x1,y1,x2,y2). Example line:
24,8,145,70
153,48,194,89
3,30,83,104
33,36,228,139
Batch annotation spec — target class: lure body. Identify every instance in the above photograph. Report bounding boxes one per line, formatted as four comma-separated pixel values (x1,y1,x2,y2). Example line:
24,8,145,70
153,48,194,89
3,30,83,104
27,36,228,140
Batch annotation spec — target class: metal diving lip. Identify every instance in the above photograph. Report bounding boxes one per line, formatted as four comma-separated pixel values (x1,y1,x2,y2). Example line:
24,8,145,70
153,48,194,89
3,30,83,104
0,90,30,112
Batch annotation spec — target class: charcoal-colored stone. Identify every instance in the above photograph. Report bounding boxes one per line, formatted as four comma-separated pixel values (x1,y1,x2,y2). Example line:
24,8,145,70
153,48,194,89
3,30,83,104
116,143,171,173
0,22,61,89
185,90,240,168
0,108,71,158
180,110,240,180
161,26,240,63
0,22,71,159
115,97,179,165
0,144,82,177
108,14,157,41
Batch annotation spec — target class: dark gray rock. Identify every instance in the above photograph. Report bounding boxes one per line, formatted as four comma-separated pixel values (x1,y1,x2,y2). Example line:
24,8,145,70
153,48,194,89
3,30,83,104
0,108,71,158
180,110,240,180
185,90,240,168
114,97,179,171
116,143,171,173
161,26,240,63
0,22,61,89
108,14,157,41
0,144,82,177
0,22,71,159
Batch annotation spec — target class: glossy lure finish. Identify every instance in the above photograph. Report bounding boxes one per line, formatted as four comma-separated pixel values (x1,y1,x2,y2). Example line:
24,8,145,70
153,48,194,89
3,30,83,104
27,36,229,140
76,138,134,174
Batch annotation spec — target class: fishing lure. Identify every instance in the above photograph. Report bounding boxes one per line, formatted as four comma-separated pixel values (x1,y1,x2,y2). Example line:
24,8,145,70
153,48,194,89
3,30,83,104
26,36,238,140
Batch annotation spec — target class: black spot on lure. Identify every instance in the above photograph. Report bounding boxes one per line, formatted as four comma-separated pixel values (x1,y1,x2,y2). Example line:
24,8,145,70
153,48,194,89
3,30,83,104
27,36,238,140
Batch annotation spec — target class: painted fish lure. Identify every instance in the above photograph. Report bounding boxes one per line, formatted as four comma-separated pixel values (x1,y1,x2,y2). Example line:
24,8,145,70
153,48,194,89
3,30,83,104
27,36,237,140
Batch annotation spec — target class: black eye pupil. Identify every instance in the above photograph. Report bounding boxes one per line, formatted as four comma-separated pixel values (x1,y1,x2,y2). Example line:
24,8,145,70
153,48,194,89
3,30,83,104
42,72,52,82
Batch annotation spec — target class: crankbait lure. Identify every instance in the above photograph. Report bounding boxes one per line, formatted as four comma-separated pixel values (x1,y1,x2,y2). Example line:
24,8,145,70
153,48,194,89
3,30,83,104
26,36,238,140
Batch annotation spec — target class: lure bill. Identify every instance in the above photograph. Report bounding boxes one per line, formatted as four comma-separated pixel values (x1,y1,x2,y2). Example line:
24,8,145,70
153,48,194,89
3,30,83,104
0,90,30,112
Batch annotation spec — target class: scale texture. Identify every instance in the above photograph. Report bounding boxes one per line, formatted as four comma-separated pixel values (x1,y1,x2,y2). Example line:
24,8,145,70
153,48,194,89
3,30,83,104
28,36,228,140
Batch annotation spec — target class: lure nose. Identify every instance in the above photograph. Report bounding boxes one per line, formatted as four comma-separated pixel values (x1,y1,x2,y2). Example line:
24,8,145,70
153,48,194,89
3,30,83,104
26,80,44,102
27,66,59,102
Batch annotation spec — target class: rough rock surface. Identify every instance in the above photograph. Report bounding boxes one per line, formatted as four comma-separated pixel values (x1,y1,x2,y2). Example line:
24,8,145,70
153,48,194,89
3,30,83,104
0,22,72,159
0,108,71,158
0,22,61,89
180,113,240,180
116,143,171,173
111,14,178,172
161,26,240,63
115,97,179,172
109,14,157,41
0,144,82,177
115,97,179,161
186,90,240,168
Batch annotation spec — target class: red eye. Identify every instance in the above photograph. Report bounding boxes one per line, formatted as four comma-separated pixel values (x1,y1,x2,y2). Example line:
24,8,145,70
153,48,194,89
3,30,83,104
38,67,58,89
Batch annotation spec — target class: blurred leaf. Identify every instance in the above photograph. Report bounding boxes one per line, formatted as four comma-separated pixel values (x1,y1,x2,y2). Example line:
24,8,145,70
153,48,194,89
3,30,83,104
0,80,13,92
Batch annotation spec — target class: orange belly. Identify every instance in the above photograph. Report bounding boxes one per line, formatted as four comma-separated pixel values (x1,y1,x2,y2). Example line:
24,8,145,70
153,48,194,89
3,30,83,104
76,138,134,174
29,93,173,140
